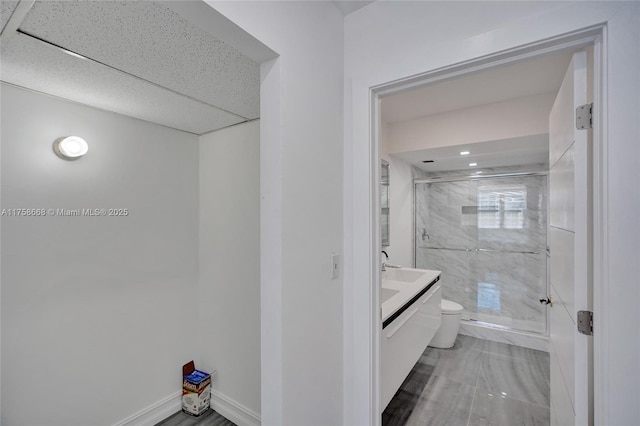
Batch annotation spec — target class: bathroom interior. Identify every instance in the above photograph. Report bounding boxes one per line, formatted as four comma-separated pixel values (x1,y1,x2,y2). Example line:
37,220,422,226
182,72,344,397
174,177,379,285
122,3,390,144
378,47,590,425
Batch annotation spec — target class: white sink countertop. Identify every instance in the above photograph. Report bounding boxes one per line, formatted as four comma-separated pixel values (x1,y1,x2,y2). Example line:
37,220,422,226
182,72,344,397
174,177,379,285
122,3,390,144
381,267,441,325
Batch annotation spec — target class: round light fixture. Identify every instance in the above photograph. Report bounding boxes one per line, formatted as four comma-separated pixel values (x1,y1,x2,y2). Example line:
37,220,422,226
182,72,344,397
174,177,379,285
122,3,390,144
53,136,88,160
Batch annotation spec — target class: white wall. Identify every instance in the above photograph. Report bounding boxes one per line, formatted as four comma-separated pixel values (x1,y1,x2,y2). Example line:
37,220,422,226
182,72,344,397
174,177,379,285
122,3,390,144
344,1,640,425
602,5,640,425
0,84,199,425
204,2,345,424
199,120,260,420
387,93,554,154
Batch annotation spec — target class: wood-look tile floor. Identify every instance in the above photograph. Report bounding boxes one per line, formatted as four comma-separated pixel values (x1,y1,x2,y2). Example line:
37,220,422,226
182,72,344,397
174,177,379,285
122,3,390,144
383,334,550,426
156,409,236,426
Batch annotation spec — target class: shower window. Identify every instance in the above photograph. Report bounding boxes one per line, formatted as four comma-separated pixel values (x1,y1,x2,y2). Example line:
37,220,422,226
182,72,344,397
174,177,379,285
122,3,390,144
477,190,501,229
478,185,527,230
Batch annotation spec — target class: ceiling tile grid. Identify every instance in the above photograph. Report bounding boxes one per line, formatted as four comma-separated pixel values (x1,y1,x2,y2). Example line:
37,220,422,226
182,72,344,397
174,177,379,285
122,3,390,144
0,0,18,35
19,1,260,119
1,34,246,134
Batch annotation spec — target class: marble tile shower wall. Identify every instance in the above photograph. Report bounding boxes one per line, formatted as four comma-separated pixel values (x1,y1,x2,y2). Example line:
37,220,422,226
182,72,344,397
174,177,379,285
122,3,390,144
415,175,548,334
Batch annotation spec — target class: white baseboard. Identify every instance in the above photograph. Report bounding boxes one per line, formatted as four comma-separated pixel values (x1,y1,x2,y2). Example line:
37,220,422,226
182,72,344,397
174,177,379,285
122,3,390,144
112,391,182,426
111,389,261,426
210,389,261,426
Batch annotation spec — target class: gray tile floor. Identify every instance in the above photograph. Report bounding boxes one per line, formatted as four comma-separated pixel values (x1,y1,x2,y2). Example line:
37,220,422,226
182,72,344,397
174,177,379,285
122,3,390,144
382,334,550,426
156,409,236,426
157,335,548,426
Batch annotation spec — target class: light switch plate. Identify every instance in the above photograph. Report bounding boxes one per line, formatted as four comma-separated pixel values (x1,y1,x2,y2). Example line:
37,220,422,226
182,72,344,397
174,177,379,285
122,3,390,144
331,253,340,280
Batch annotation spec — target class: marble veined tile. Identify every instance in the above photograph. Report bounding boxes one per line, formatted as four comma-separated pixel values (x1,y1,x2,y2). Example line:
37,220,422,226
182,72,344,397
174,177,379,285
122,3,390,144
415,174,548,335
382,362,435,426
382,387,420,426
417,248,473,315
402,375,475,426
451,333,488,352
459,323,549,352
477,353,550,407
393,358,437,398
384,335,550,426
469,251,546,333
415,247,429,270
421,337,485,386
483,340,550,363
418,180,476,249
468,388,550,426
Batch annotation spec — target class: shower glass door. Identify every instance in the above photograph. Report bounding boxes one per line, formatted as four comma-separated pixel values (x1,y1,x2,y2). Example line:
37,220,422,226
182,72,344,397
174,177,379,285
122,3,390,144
414,174,548,335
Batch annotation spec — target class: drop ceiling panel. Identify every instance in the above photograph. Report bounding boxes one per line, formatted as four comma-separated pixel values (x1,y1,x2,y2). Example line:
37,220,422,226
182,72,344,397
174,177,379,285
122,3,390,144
19,0,260,119
1,34,246,134
0,1,18,34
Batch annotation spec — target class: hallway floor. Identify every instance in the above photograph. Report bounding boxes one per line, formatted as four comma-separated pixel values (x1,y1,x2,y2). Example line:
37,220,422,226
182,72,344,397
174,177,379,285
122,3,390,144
156,409,236,426
382,334,550,426
157,335,548,426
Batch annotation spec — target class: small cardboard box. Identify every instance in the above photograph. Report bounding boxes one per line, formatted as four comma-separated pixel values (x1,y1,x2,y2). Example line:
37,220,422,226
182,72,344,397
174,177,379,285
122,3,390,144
182,361,211,417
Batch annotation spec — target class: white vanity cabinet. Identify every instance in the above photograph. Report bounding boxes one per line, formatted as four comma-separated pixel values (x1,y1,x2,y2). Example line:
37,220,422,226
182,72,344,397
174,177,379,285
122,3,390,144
381,273,441,411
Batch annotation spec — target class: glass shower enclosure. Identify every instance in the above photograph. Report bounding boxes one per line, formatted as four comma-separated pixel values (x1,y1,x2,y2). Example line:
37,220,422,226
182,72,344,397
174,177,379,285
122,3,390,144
414,173,548,335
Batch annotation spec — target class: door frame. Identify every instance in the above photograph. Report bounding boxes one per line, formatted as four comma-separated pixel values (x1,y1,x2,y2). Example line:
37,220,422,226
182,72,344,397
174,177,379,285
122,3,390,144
367,26,606,424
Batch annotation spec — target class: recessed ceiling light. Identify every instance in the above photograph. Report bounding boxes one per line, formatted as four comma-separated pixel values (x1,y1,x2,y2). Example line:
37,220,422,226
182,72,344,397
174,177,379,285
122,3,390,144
460,151,470,155
475,171,483,174
53,136,88,160
469,162,477,167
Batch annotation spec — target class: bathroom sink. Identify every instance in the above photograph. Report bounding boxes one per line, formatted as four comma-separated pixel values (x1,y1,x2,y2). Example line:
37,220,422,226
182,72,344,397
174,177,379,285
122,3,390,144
382,268,425,283
381,288,400,303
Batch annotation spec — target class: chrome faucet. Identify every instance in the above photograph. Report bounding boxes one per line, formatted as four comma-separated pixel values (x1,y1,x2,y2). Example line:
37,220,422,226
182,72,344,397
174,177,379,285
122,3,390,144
381,250,389,272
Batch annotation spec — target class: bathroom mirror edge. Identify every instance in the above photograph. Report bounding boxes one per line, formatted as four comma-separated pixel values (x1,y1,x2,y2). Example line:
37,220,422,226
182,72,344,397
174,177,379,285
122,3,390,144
381,159,390,247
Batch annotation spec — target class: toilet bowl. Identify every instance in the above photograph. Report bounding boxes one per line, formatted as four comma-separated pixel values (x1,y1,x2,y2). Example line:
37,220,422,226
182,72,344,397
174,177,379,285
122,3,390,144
429,299,464,348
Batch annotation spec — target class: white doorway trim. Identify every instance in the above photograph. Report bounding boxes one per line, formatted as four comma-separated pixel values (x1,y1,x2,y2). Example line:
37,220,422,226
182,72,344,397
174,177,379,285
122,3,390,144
362,26,606,424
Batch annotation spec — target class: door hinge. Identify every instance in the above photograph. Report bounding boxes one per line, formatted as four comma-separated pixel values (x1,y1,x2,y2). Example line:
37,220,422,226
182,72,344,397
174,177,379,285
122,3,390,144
577,310,593,335
576,103,593,130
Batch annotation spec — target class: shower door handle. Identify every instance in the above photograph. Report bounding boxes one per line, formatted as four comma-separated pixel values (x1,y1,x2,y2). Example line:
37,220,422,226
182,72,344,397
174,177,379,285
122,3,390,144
539,296,553,307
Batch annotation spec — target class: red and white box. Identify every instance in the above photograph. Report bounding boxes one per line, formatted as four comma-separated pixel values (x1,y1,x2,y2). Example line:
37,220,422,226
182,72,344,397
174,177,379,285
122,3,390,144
182,361,211,416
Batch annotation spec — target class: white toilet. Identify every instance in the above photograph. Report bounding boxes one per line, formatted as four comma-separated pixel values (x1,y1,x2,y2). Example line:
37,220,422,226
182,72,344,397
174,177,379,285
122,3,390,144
429,299,464,349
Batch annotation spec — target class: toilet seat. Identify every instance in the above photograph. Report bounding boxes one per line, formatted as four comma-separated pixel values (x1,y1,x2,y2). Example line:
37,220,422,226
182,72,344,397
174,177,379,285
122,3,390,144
441,299,463,315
